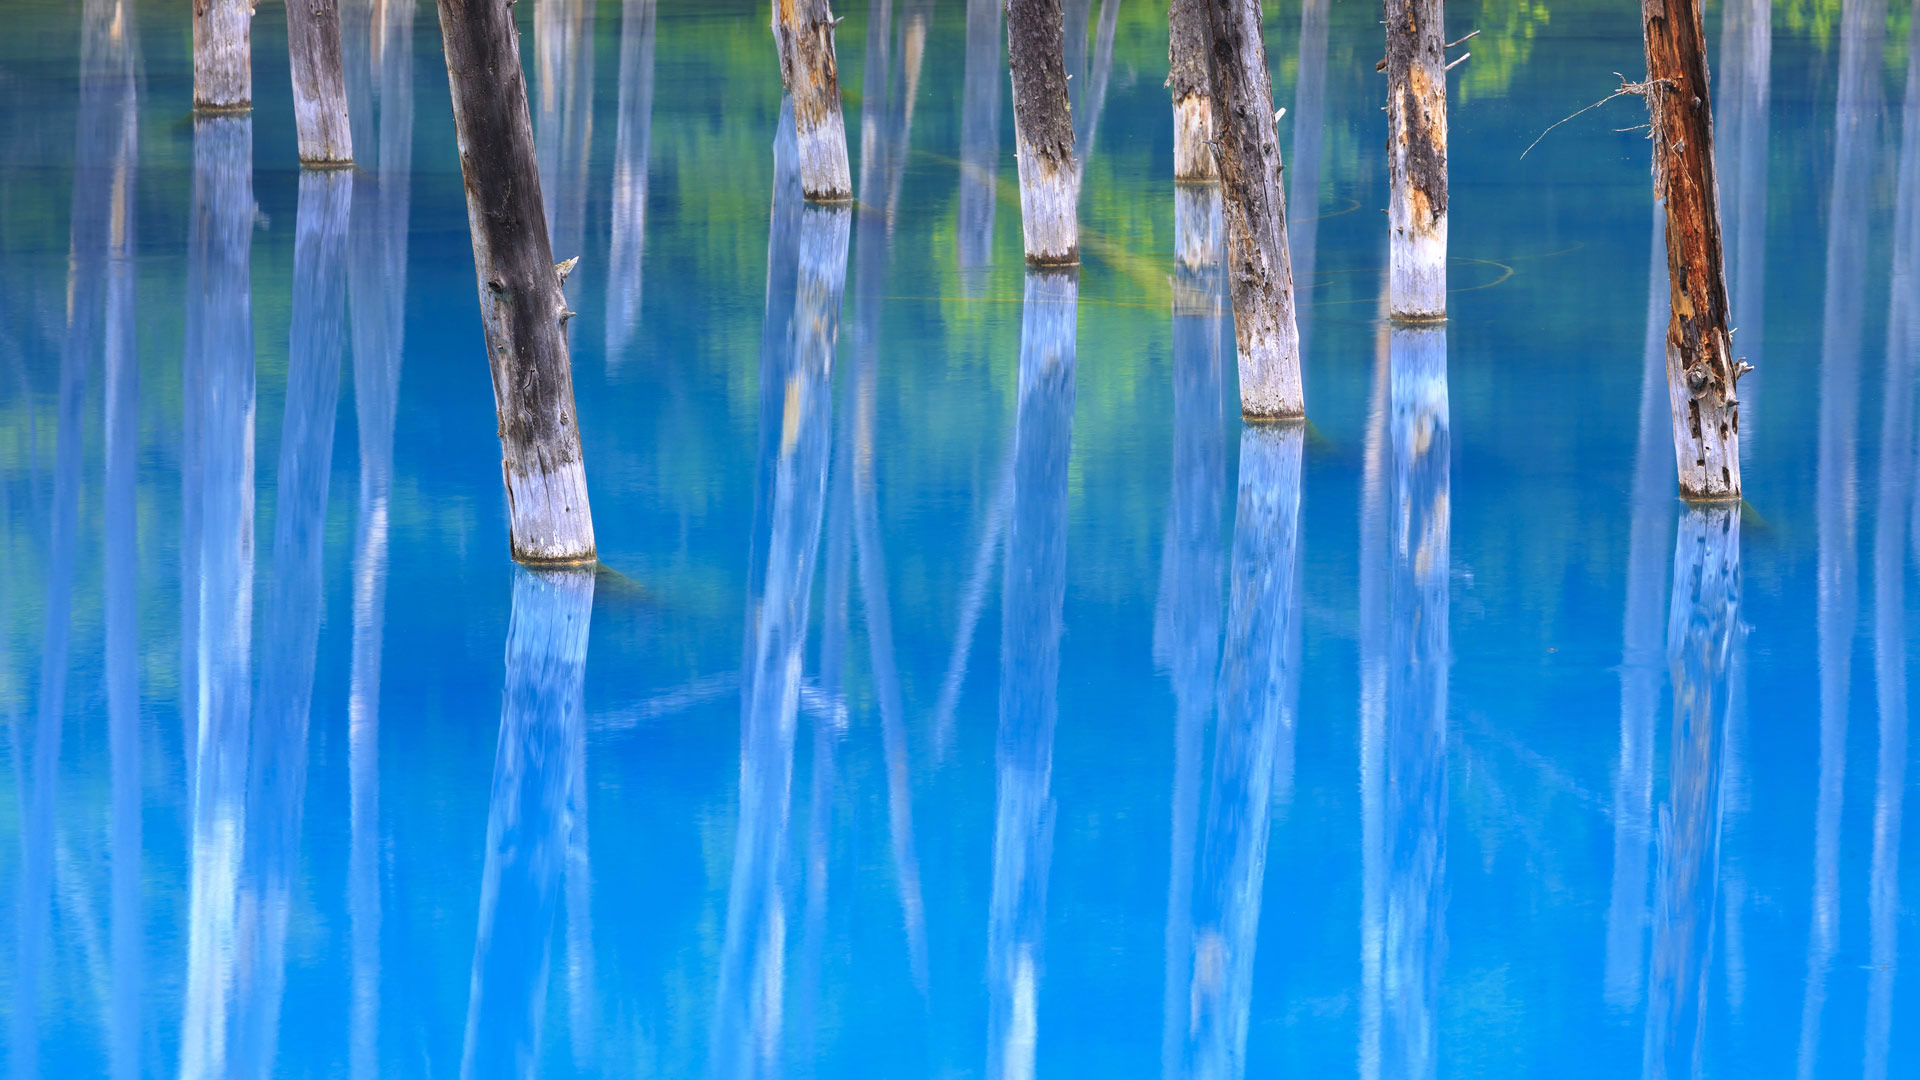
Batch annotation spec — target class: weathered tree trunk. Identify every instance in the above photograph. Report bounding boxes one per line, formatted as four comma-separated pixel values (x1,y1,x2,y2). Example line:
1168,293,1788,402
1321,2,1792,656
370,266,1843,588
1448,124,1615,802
1202,0,1304,418
434,0,596,563
195,0,253,111
287,0,354,163
1641,0,1745,498
1168,0,1215,179
1385,0,1446,318
773,0,854,201
1007,0,1079,263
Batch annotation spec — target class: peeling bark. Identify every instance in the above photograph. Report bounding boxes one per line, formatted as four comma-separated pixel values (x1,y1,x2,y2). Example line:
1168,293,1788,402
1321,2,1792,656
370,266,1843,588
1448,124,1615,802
1008,0,1079,263
194,0,253,111
1385,0,1447,318
1641,0,1744,498
1202,0,1304,418
774,0,854,201
1169,0,1215,179
435,0,596,563
287,0,354,163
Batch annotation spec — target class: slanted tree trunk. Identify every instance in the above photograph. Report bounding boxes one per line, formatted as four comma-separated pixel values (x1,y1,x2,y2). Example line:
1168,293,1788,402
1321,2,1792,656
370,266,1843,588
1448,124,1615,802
1168,0,1215,179
195,0,253,111
1385,0,1447,318
1202,0,1304,418
287,0,354,163
1007,0,1079,264
773,0,854,201
434,0,596,563
1642,0,1745,498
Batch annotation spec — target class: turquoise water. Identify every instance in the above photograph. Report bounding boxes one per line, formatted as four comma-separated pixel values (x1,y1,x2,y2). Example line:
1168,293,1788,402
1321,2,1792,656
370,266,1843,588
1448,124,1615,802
4,0,1919,1075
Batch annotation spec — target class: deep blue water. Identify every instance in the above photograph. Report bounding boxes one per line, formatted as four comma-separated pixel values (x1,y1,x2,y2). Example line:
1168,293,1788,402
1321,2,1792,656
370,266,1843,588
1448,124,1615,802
4,0,1920,1075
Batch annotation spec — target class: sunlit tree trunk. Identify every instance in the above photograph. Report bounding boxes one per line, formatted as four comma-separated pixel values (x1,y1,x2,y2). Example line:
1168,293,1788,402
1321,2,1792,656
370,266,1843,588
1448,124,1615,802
1385,0,1447,318
195,0,252,110
1641,0,1745,498
434,0,596,563
1202,0,1304,418
1168,0,1215,179
287,0,354,162
773,0,854,201
1007,0,1079,263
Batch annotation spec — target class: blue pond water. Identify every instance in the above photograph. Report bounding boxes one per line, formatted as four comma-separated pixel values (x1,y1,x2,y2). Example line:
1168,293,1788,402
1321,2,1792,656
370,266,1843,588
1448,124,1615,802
4,0,1920,1075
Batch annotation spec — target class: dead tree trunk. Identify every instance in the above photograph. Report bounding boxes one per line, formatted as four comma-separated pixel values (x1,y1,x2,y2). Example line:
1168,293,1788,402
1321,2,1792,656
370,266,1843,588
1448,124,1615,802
1202,0,1304,418
1168,0,1215,179
1385,0,1447,318
1007,0,1079,264
434,0,596,563
194,0,253,111
773,0,854,201
287,0,354,163
1642,0,1745,499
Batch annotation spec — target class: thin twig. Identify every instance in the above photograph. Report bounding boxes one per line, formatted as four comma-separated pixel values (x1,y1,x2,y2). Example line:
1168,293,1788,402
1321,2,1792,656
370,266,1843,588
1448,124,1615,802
1519,73,1672,160
1445,52,1471,71
1445,28,1480,48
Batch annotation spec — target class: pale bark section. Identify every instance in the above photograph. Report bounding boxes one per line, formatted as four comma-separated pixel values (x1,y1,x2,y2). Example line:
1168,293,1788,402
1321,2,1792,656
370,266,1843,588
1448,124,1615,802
195,0,253,110
775,0,854,201
1642,0,1745,498
1172,94,1216,181
287,0,355,163
1202,0,1303,418
435,0,596,563
1386,0,1448,318
1008,0,1080,264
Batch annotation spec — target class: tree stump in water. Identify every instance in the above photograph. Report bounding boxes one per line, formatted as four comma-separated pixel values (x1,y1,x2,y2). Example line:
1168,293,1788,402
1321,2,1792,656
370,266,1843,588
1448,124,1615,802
287,0,354,163
194,0,253,111
1642,0,1745,498
1007,0,1080,264
1168,0,1215,180
1202,0,1304,418
1385,0,1447,318
434,0,596,563
773,0,853,202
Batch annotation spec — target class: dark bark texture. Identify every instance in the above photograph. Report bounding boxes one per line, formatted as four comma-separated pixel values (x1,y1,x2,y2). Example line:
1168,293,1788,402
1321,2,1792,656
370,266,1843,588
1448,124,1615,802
1643,0,1744,497
1167,0,1210,101
435,0,595,561
1007,0,1076,174
287,0,354,163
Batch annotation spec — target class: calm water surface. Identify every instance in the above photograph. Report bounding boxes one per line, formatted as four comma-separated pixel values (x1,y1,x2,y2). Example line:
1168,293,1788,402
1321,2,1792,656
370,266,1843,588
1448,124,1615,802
3,0,1919,1075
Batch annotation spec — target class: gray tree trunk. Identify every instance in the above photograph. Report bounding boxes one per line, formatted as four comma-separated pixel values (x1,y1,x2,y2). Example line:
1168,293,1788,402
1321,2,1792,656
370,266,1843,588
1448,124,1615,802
1385,0,1447,317
1007,0,1079,263
1202,0,1304,417
1641,0,1746,498
1168,0,1214,179
195,0,253,110
287,0,354,163
434,0,596,563
773,0,854,201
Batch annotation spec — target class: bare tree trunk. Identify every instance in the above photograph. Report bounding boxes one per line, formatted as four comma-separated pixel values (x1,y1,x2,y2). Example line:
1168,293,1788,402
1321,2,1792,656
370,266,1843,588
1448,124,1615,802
1168,0,1215,179
195,0,253,111
773,0,854,201
1642,0,1745,498
1385,0,1446,318
287,0,354,163
1007,0,1079,263
1202,0,1303,418
434,0,596,563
